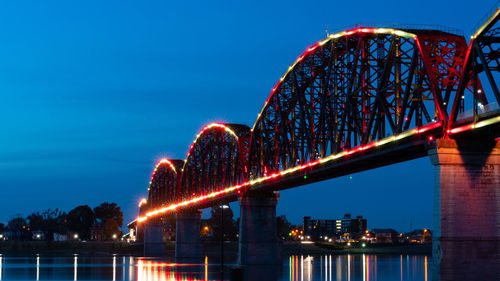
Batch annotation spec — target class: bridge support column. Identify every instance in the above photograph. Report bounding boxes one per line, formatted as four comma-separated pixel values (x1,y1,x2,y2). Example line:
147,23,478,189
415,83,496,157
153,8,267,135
238,192,280,265
175,209,201,262
429,139,500,281
143,221,165,257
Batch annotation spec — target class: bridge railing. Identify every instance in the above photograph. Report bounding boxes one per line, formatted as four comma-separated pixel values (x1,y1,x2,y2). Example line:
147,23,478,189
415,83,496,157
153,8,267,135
471,0,500,35
457,102,500,121
333,23,464,36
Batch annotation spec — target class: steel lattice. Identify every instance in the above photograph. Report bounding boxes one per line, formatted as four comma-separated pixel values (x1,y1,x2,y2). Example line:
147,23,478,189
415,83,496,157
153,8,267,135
139,16,500,222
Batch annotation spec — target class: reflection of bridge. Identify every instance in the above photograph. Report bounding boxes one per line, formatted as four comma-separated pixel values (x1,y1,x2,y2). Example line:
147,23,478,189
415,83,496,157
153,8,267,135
134,7,500,280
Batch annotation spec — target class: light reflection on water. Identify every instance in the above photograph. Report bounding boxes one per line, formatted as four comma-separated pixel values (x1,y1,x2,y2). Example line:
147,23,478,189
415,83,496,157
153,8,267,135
288,254,428,281
0,254,429,281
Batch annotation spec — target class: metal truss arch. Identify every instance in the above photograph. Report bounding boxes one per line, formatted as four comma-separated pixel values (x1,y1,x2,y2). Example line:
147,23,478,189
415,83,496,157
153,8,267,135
180,123,251,201
146,158,184,212
249,27,470,178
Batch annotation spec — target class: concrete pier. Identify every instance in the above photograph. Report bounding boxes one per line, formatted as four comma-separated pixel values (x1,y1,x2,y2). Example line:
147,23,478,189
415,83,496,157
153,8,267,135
429,139,500,281
143,221,165,257
175,209,202,262
238,192,280,265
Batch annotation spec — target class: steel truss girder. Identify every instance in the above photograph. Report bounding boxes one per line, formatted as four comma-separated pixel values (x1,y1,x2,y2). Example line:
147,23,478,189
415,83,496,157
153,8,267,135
450,8,500,127
250,30,469,179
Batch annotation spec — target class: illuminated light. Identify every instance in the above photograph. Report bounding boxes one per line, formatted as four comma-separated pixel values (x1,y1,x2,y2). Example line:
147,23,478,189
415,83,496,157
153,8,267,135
417,121,442,134
359,28,374,33
251,27,417,132
151,158,177,177
138,198,147,207
449,116,500,135
428,136,434,141
139,121,442,222
472,7,500,39
307,43,319,52
182,123,240,171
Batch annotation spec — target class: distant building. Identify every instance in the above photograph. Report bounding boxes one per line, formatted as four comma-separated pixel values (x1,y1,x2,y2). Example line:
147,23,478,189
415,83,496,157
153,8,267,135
32,230,44,240
404,229,432,244
4,230,22,241
90,224,104,241
53,233,67,241
127,220,139,242
372,228,398,243
303,214,367,239
342,214,367,234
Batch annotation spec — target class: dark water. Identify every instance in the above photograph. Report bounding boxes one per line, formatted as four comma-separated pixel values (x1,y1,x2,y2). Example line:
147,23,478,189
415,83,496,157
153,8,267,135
0,254,430,281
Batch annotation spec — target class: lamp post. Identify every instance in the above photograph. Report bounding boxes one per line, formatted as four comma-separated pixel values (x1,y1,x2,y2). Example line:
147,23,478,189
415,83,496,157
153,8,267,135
220,204,229,280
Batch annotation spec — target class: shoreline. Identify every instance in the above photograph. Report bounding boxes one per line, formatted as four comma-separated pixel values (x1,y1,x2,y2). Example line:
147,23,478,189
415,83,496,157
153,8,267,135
0,241,431,257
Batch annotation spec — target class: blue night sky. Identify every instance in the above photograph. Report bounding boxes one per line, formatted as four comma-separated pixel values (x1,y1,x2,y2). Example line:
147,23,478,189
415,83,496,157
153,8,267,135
0,0,494,232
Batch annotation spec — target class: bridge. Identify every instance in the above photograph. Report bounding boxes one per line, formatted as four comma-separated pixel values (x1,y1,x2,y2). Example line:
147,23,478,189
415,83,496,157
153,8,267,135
133,6,500,280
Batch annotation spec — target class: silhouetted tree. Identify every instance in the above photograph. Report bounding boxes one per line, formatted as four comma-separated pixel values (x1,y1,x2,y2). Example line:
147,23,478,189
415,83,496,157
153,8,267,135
0,222,5,232
277,215,292,239
8,217,27,231
27,209,68,240
208,205,238,241
67,205,95,240
94,202,123,240
7,216,30,240
27,212,44,231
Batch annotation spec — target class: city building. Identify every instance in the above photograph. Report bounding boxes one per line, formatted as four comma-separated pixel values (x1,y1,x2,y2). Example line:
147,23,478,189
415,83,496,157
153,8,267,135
32,230,44,240
303,214,367,239
371,228,398,243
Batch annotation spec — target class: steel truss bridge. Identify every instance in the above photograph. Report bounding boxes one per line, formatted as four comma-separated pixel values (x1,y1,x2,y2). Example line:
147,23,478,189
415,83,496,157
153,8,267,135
137,9,500,223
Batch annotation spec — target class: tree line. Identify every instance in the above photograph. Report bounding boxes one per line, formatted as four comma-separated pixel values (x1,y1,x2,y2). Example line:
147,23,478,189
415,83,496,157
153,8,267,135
0,202,123,241
202,205,296,241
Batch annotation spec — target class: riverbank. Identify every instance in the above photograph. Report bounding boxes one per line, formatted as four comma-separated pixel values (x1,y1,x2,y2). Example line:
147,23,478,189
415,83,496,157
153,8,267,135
0,241,144,256
281,241,432,255
0,241,431,256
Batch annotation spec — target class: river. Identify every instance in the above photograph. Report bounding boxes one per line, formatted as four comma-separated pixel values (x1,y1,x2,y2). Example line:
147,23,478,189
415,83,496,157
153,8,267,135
0,254,429,281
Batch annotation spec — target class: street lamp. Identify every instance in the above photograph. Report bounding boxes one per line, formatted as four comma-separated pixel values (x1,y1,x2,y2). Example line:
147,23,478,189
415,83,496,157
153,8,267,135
220,204,229,280
74,234,79,240
112,234,117,239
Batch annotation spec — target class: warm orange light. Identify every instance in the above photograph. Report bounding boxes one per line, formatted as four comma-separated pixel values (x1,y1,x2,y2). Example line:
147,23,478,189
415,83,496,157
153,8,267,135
138,122,442,223
138,198,147,207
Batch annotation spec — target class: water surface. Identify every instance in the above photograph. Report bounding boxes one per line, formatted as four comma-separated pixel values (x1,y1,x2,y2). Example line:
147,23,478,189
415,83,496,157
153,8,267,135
0,254,430,281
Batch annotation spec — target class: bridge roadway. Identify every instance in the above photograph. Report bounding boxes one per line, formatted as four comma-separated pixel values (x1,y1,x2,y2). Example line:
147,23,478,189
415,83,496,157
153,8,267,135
133,6,500,281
